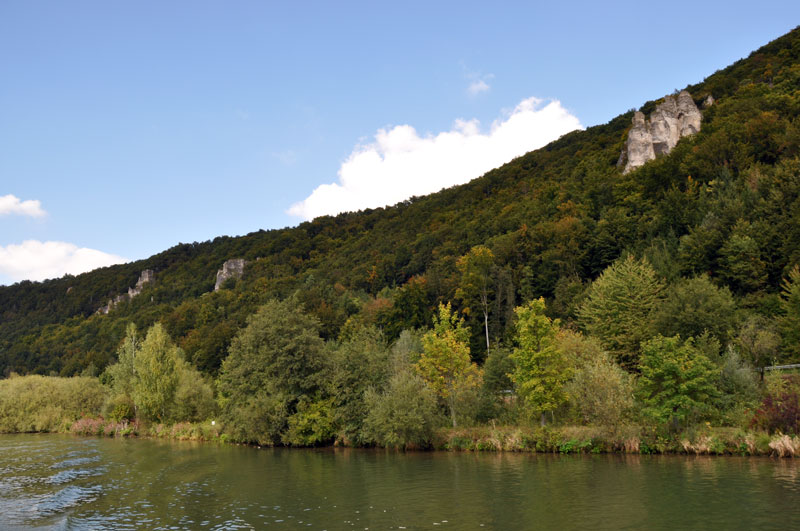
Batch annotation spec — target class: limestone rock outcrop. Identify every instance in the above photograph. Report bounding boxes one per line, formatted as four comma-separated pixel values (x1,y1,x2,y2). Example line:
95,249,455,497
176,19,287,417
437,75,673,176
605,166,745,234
215,259,246,291
128,269,155,298
97,269,155,315
621,90,703,173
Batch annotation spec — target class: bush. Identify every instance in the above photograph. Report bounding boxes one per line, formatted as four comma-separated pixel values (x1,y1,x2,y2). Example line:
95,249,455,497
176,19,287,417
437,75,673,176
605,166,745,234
362,370,441,448
0,375,107,433
752,374,800,434
638,335,719,430
104,394,136,422
566,353,634,433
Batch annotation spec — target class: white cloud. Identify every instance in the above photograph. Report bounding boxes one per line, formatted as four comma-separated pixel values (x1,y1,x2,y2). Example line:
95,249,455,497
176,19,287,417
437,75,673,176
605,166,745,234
288,97,583,220
0,194,46,218
467,79,491,96
0,240,127,283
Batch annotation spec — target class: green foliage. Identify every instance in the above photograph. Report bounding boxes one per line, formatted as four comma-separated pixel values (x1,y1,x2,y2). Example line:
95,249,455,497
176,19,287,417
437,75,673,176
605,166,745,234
638,335,720,429
103,322,215,423
736,314,780,369
171,367,217,422
510,298,571,425
217,298,327,444
780,265,800,361
716,346,760,425
566,353,634,432
329,325,389,445
105,323,139,398
284,396,336,446
362,370,441,448
653,275,737,346
132,323,181,422
0,375,107,433
578,256,665,369
456,245,495,357
719,221,768,292
104,394,135,423
417,303,482,427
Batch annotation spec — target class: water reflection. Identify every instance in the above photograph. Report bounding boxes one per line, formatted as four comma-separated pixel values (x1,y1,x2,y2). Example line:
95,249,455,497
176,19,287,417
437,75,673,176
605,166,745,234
1,435,800,529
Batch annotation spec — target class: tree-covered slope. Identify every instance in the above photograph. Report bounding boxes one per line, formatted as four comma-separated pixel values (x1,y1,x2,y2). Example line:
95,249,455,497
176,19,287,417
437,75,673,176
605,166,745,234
2,26,799,376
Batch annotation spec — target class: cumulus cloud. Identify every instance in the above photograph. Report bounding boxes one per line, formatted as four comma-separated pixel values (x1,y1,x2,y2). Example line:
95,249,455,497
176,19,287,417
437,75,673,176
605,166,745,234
0,194,46,218
467,78,491,96
0,240,127,283
288,97,582,220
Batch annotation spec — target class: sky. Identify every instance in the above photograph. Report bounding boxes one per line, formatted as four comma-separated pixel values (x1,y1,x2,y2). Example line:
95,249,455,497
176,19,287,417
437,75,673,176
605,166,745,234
1,1,798,286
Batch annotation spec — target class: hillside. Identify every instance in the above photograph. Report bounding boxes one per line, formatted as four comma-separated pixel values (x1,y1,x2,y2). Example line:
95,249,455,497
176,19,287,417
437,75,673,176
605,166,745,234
2,26,799,377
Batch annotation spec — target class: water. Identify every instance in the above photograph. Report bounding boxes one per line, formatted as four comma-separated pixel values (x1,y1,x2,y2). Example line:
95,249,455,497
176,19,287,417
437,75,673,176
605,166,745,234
1,434,799,529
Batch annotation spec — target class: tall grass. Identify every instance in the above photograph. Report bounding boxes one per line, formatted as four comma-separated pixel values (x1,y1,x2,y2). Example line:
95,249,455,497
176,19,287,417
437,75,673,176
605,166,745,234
0,374,107,433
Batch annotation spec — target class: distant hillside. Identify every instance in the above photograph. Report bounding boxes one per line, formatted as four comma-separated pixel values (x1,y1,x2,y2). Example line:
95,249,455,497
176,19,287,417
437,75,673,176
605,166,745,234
2,26,799,376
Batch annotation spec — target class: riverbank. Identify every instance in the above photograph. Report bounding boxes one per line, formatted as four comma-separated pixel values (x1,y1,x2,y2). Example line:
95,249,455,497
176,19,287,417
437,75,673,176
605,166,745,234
60,416,800,457
433,425,800,457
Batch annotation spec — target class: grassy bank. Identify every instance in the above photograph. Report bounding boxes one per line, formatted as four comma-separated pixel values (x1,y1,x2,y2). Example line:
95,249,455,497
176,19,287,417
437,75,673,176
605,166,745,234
68,417,224,442
62,418,800,458
434,425,800,457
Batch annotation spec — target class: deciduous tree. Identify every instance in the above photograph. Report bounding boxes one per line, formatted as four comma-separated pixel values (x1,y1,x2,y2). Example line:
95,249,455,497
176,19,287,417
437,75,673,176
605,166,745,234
511,298,571,426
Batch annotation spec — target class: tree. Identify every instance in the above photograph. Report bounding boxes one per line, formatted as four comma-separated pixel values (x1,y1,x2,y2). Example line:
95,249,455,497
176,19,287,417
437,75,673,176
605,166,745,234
578,256,665,369
637,335,719,429
719,220,768,293
510,298,571,426
456,246,495,356
105,323,138,399
132,323,181,422
362,370,440,448
217,298,327,444
566,353,634,433
416,303,481,427
780,265,800,361
329,325,389,445
653,275,737,346
736,314,780,370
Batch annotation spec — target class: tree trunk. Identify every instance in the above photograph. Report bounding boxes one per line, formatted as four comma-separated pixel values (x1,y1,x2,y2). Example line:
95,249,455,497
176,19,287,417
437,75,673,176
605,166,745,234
540,412,546,427
483,309,490,355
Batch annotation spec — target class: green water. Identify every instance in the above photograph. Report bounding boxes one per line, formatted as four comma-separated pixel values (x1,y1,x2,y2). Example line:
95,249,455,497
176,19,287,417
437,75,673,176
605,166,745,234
1,434,799,529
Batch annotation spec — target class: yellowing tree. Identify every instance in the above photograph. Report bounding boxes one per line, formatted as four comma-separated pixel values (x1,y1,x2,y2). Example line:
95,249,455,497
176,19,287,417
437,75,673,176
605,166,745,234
511,298,571,426
417,303,481,427
456,246,495,356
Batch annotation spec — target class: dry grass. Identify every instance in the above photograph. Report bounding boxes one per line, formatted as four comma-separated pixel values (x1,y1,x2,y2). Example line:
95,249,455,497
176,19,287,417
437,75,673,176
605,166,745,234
769,434,800,457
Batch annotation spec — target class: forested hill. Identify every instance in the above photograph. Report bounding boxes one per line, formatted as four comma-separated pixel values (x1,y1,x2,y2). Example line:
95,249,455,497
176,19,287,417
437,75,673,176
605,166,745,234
2,27,799,377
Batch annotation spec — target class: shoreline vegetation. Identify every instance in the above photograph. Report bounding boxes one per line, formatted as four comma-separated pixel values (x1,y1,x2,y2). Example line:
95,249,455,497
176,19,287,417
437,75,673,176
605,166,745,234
7,413,800,458
2,266,800,459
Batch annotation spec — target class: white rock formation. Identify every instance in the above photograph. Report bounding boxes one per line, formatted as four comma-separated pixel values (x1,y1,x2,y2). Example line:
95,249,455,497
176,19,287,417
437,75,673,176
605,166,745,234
215,259,246,291
97,269,155,314
622,90,703,173
128,269,155,298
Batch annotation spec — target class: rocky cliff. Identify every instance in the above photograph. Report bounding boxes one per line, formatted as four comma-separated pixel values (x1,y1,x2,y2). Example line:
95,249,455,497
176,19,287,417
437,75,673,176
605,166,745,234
621,90,704,173
215,259,246,291
97,269,155,314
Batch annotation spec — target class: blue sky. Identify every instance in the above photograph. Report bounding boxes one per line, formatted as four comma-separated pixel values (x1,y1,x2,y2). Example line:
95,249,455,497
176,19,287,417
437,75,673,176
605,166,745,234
1,1,798,285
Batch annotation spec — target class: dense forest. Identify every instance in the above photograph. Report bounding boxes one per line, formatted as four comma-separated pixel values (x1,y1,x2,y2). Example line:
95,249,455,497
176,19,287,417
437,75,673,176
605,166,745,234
1,27,800,449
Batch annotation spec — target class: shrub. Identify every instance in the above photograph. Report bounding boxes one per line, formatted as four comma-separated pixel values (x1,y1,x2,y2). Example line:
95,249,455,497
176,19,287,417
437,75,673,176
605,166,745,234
0,375,107,433
362,370,441,448
752,374,800,434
